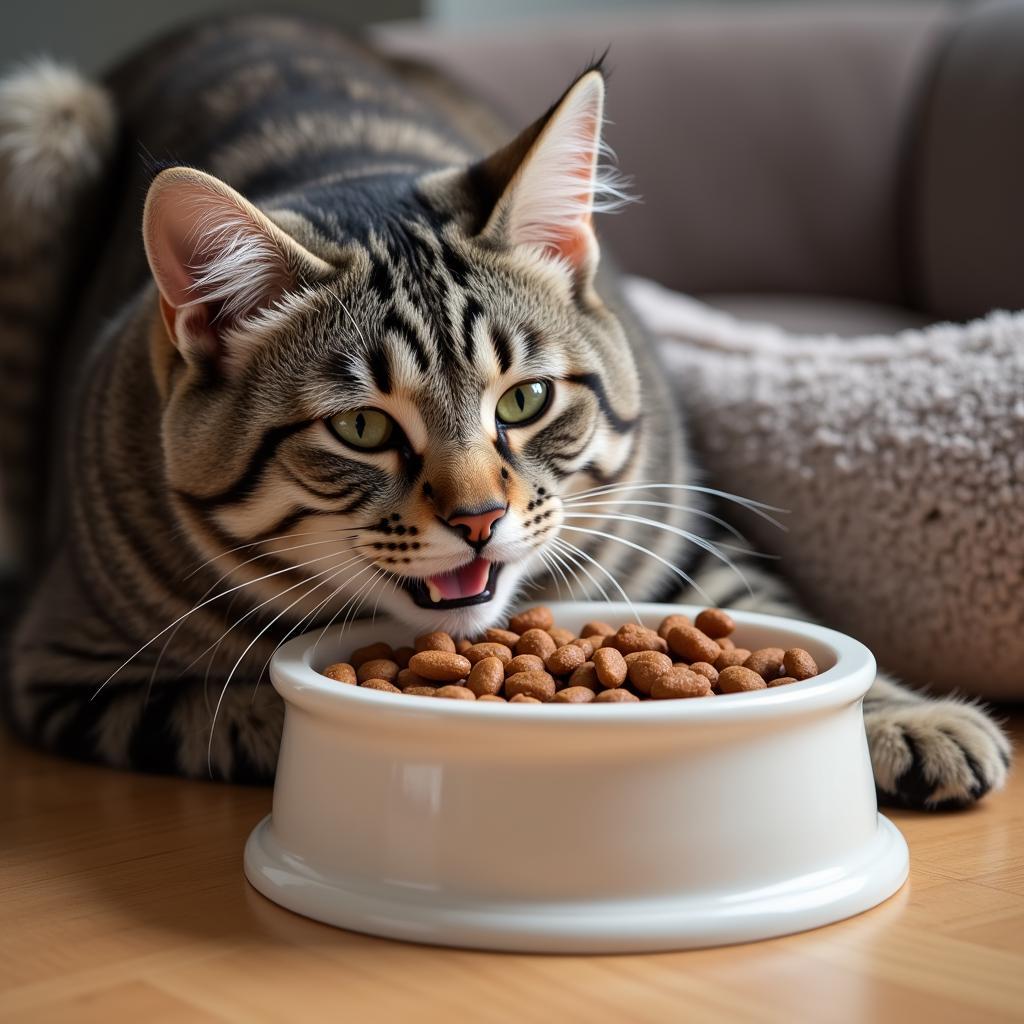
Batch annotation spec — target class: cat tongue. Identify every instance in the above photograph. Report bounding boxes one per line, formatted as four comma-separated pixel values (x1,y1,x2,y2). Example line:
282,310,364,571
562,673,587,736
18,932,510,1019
426,558,491,602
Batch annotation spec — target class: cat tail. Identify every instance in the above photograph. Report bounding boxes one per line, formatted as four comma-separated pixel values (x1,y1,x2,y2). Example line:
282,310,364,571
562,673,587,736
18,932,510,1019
0,59,117,579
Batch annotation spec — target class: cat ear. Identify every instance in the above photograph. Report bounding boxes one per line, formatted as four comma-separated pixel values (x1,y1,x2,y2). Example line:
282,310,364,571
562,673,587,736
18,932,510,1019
474,69,622,276
142,167,332,370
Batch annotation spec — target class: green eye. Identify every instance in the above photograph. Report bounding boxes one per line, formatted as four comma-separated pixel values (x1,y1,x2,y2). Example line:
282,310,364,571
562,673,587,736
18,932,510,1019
329,408,395,450
496,380,550,426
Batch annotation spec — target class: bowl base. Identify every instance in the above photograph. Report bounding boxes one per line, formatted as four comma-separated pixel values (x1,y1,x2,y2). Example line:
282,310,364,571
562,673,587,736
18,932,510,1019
243,815,908,954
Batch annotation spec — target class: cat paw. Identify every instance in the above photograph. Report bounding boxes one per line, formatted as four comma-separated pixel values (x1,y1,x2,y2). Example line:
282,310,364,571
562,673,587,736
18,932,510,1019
865,699,1012,810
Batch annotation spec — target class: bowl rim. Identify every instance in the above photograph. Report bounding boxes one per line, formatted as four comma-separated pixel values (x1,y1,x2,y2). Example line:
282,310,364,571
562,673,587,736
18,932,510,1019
269,602,876,726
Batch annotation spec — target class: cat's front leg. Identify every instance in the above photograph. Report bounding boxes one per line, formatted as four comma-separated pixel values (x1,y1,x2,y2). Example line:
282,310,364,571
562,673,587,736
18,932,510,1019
863,672,1011,810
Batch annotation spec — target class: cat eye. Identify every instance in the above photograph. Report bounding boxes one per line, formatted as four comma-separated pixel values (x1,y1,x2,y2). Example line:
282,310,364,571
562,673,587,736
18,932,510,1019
328,408,396,451
496,380,551,426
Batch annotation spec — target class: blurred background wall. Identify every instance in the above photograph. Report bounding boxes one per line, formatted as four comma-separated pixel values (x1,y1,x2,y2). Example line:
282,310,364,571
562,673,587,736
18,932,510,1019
0,0,961,74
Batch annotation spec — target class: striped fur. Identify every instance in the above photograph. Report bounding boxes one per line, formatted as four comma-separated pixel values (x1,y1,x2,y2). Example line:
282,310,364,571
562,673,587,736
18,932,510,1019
1,16,1008,807
0,60,116,571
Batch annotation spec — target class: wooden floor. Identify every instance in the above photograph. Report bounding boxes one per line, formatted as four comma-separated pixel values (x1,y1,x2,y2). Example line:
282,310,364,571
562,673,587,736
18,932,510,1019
1,717,1022,1024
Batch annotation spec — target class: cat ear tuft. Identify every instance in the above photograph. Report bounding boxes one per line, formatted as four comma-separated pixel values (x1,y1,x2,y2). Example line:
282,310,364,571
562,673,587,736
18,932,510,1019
475,70,629,275
142,167,331,370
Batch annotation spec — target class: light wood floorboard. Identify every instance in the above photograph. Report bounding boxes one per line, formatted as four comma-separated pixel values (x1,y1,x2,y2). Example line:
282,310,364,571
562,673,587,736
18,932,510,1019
2,718,1021,1022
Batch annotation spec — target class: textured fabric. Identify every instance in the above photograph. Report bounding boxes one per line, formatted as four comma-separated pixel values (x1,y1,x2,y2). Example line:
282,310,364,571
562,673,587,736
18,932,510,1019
703,294,933,338
909,0,1024,320
627,275,1024,700
377,4,951,301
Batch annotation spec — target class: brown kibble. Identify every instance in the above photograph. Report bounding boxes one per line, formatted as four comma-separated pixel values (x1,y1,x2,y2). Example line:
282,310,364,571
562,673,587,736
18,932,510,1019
695,608,735,639
593,646,628,688
570,636,596,659
552,686,596,703
657,614,691,640
714,647,751,670
667,625,720,664
360,678,401,693
688,662,719,686
509,606,554,633
357,658,399,684
546,643,587,676
610,622,664,655
744,647,786,680
594,688,640,703
435,685,476,700
783,648,819,680
505,670,556,701
568,662,599,690
651,667,713,699
329,607,816,706
414,631,455,654
408,650,472,682
321,662,356,684
464,642,513,667
467,657,505,697
350,642,393,668
625,650,674,695
484,628,520,647
506,654,545,676
516,628,557,660
548,626,576,647
718,665,768,693
397,668,436,690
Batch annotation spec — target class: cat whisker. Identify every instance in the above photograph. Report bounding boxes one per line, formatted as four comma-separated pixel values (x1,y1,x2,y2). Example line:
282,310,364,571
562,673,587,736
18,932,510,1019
251,556,375,703
544,543,588,603
93,547,365,700
557,523,714,605
182,551,370,680
549,537,611,603
561,481,788,530
310,563,388,655
150,537,372,696
560,511,753,598
559,497,749,544
536,548,567,601
326,566,390,650
370,569,397,624
184,526,367,579
548,536,641,623
200,555,370,711
206,553,369,775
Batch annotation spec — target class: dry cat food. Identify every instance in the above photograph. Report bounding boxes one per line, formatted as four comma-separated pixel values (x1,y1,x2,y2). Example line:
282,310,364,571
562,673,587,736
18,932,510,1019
318,607,821,702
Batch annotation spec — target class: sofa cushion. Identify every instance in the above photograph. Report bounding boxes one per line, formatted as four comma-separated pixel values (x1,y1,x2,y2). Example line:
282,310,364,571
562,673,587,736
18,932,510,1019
627,275,1024,700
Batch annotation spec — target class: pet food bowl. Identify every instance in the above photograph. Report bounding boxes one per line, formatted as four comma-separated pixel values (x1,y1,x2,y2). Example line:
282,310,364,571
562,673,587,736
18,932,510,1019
244,602,908,953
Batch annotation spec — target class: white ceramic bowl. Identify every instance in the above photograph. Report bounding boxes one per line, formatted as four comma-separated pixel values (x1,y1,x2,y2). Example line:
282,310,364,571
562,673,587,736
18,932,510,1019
244,602,908,953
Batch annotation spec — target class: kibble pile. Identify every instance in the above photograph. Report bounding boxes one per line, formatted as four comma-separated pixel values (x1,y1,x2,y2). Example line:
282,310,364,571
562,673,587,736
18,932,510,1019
318,606,820,703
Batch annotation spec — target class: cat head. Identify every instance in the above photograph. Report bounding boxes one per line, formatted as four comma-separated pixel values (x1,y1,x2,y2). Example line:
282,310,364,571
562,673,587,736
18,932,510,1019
142,68,640,637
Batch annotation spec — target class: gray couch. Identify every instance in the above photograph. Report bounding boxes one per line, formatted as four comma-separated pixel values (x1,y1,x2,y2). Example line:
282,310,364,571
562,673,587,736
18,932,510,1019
379,1,1024,333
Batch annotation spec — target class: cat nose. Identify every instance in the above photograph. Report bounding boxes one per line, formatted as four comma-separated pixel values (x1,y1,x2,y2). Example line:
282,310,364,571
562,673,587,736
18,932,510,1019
446,505,507,549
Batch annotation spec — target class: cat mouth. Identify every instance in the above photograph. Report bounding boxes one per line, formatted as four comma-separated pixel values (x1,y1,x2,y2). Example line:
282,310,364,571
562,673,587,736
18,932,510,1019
401,558,502,609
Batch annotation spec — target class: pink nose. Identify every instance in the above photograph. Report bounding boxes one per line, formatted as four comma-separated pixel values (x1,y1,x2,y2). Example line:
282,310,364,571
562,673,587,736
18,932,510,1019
447,506,507,544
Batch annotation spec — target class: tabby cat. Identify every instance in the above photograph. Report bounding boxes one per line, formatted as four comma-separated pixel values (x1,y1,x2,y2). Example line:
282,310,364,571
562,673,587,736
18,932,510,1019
0,16,1008,806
